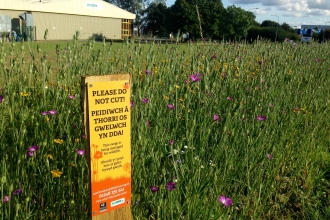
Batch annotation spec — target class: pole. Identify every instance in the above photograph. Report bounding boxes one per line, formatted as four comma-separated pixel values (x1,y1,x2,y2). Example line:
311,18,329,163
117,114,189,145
272,15,279,42
324,22,330,43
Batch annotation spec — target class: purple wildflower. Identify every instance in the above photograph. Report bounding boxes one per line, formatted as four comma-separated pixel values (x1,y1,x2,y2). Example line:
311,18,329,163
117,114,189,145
68,95,76,99
258,60,262,65
214,114,220,121
2,196,10,203
145,70,152,75
142,98,149,104
130,102,134,108
150,186,159,193
227,96,233,101
167,104,175,110
77,149,86,156
257,116,267,121
168,140,174,145
267,154,273,159
190,74,201,82
165,182,176,191
221,73,226,77
28,146,39,152
41,111,48,116
0,95,3,103
27,151,34,157
211,54,217,59
295,106,299,111
13,189,23,195
218,195,232,207
146,121,151,127
82,135,86,139
48,110,58,115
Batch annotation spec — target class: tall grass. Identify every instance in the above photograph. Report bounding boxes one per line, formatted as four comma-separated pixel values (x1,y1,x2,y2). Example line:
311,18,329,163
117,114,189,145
0,37,330,219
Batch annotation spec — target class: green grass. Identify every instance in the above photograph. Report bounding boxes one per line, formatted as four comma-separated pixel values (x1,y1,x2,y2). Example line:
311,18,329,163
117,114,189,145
1,37,330,219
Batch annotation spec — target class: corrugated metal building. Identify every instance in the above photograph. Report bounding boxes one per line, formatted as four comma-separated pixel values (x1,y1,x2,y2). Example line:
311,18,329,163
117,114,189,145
0,0,135,40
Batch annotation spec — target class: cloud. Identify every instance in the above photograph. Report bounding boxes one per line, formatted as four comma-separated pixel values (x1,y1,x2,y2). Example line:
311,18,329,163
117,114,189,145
307,0,330,10
230,0,330,10
230,0,330,18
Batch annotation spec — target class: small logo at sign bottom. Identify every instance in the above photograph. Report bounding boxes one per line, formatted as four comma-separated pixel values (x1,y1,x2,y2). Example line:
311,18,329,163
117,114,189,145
111,198,125,207
100,202,107,212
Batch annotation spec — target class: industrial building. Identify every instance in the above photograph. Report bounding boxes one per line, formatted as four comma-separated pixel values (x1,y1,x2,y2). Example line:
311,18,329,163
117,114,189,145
0,0,135,41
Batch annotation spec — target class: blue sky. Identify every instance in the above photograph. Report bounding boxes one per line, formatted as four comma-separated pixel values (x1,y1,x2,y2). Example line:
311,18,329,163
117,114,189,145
165,0,330,28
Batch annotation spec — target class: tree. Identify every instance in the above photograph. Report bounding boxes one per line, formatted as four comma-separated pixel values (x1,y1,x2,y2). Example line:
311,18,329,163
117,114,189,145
167,0,226,40
104,0,150,36
281,22,296,33
261,20,278,28
143,2,168,37
223,5,255,40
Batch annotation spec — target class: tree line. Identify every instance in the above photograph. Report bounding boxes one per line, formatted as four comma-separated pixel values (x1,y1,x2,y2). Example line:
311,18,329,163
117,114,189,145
104,0,330,42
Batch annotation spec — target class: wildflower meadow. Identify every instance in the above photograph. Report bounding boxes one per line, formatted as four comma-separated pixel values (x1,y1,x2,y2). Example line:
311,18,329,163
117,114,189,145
1,36,330,219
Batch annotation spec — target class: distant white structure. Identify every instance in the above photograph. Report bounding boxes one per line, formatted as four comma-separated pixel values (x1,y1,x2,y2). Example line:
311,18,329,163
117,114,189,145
299,25,330,43
0,0,136,40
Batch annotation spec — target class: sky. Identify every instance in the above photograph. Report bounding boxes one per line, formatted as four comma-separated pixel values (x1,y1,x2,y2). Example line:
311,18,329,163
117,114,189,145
165,0,330,28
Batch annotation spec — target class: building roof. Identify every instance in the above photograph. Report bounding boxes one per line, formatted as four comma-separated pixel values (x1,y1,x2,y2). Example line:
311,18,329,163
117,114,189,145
1,0,136,19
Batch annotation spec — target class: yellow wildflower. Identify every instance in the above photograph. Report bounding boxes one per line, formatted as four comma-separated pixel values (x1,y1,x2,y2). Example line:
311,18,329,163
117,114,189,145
47,154,53,159
51,169,63,178
164,96,169,100
75,138,80,143
54,139,64,144
20,92,29,97
175,85,180,89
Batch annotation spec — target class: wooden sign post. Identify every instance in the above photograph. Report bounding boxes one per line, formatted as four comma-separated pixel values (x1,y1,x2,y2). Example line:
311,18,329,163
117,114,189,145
81,74,132,220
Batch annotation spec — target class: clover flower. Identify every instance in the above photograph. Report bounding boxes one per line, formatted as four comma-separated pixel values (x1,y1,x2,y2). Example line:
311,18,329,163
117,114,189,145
214,114,220,121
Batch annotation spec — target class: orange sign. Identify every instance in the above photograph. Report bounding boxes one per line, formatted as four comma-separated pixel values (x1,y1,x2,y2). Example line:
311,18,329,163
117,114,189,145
87,80,131,217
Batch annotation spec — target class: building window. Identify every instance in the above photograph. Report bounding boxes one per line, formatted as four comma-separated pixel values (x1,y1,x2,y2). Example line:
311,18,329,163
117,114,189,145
121,19,132,39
